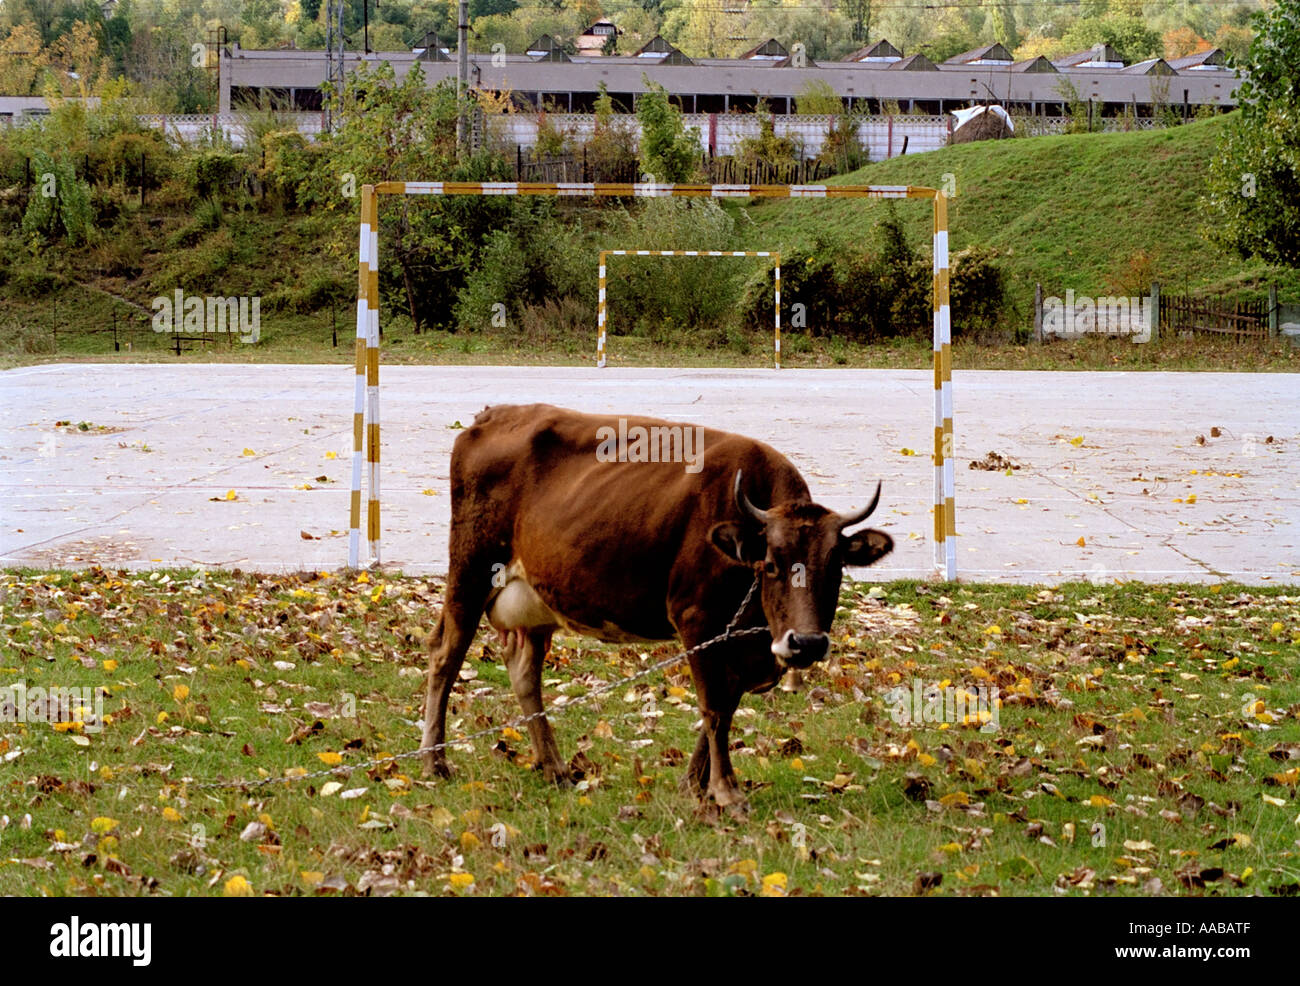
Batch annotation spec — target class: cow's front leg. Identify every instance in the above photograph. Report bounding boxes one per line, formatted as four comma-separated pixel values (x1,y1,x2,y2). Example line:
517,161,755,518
687,652,746,810
506,628,569,785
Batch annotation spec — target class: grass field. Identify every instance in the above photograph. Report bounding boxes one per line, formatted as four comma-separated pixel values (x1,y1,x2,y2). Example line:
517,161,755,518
2,569,1296,897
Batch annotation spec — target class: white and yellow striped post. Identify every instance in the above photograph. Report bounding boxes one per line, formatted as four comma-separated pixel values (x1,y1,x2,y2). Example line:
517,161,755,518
597,250,608,368
348,186,375,569
595,249,780,369
364,185,381,566
355,182,954,577
773,258,781,371
932,190,957,581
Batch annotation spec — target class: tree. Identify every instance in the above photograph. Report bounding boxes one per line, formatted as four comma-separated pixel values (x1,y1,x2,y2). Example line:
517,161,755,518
988,4,1019,49
838,0,871,44
636,79,700,182
1201,0,1300,268
1060,14,1161,62
469,0,519,18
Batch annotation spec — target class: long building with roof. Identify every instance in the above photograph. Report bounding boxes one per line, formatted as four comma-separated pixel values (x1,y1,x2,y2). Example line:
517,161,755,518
219,34,1241,120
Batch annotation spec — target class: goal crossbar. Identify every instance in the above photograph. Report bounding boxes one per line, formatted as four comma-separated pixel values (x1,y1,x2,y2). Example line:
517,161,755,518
597,250,781,370
350,182,956,581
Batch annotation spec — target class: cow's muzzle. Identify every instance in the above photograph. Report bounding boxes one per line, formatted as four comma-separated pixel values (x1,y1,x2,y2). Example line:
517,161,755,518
771,630,829,669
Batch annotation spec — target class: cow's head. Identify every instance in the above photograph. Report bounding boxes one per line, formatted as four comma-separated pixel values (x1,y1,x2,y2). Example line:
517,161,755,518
709,470,893,670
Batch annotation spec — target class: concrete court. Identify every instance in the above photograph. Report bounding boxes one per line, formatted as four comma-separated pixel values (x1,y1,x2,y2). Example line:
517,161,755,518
0,363,1296,584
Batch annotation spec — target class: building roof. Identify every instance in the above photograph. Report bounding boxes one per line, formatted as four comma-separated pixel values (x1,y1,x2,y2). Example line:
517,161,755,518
634,35,693,65
888,53,938,71
220,44,1243,110
843,39,902,62
1054,44,1124,69
526,34,570,62
1119,57,1176,76
740,38,788,60
1168,47,1227,70
1010,55,1058,74
945,43,1013,65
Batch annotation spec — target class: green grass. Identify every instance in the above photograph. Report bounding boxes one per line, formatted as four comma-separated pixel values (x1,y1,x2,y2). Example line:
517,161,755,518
2,569,1297,897
748,116,1300,312
2,116,1297,372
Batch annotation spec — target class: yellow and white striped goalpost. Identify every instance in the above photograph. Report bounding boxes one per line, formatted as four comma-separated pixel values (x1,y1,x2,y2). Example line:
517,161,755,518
348,181,957,580
597,250,781,370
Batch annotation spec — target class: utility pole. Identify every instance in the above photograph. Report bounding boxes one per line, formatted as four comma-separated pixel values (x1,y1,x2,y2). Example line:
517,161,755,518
456,0,469,156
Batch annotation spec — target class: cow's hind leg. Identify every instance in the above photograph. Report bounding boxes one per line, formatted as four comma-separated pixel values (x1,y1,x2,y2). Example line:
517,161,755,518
682,730,710,795
506,628,569,784
421,571,493,779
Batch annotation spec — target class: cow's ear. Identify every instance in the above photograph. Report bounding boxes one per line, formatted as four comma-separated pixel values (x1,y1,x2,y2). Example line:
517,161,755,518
710,521,765,564
841,529,893,567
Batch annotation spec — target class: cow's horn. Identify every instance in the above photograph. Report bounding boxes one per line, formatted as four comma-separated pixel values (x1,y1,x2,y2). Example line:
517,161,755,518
734,470,769,525
838,481,882,530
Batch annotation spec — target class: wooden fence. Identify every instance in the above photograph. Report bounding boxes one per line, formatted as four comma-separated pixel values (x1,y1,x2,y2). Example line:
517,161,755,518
1160,294,1269,339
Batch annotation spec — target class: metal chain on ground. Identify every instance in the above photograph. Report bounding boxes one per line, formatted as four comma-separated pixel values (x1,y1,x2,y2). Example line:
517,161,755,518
186,577,765,792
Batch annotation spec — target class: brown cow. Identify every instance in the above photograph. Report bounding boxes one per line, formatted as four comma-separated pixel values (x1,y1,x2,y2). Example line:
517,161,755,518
421,403,893,809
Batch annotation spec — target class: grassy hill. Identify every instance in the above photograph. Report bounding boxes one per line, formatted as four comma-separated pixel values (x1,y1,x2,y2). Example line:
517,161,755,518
1,114,1295,369
748,115,1298,313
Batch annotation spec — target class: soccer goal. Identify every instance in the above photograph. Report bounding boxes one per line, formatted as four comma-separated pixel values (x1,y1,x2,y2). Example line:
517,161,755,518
348,181,956,581
596,250,781,369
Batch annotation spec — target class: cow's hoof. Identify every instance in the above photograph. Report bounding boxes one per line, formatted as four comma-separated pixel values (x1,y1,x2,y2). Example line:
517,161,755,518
708,784,749,813
542,763,573,787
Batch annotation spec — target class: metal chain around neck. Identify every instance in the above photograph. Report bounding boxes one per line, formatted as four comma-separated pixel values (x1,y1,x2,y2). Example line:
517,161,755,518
185,575,765,792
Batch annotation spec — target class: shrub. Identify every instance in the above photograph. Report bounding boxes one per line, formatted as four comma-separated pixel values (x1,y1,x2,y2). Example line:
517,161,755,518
949,245,1008,338
184,151,247,201
21,151,93,245
637,81,701,182
585,86,638,182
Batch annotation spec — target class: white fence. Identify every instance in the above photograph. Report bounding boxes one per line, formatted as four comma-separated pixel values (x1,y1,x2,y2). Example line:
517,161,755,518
136,113,325,148
488,112,952,159
131,109,1165,158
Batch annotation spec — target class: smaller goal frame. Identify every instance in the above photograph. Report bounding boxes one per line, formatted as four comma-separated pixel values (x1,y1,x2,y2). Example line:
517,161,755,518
597,250,781,370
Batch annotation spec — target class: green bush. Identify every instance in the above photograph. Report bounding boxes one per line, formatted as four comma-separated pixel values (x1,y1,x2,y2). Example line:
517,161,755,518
21,151,93,245
602,198,741,341
184,151,247,201
261,131,329,210
949,245,1009,337
96,131,172,191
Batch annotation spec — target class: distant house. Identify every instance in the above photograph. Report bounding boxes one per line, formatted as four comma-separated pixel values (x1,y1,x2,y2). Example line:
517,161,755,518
575,19,620,57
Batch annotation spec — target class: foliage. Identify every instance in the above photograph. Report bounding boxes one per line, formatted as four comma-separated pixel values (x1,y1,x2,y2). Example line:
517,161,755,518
183,151,246,201
21,149,92,244
1201,0,1300,268
1061,14,1163,62
584,84,639,182
734,105,800,173
636,80,701,183
604,197,742,342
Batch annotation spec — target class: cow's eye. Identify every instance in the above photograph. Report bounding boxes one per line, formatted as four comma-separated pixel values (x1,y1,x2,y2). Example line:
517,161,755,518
762,559,779,578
